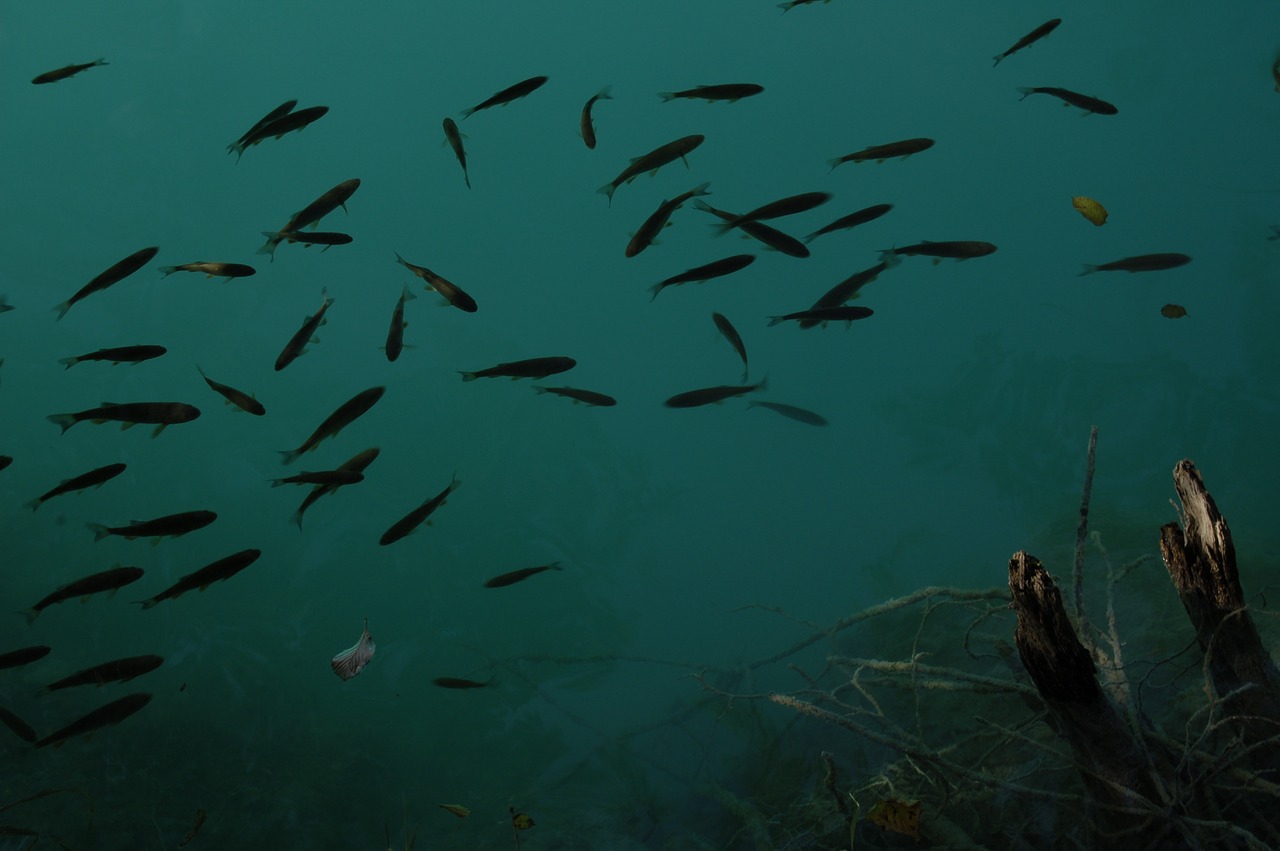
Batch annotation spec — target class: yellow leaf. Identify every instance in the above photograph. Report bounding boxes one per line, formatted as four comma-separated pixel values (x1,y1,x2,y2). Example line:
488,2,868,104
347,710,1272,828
437,803,470,818
511,810,535,830
1071,195,1108,226
866,798,921,841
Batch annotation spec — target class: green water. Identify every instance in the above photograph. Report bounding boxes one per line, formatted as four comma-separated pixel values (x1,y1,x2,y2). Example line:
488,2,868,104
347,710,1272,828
1,1,1278,847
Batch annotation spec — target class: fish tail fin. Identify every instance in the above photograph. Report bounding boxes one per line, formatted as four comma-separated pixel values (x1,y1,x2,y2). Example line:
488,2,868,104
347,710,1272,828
766,316,785,327
86,522,112,542
648,283,665,302
58,357,78,370
133,598,159,610
257,232,284,258
158,265,179,278
292,511,305,530
278,448,303,465
549,561,564,571
826,157,845,173
21,608,39,626
1078,264,1100,276
657,92,678,103
269,478,286,488
878,248,902,268
596,182,617,204
52,301,72,321
596,85,613,100
690,181,712,198
458,371,477,382
464,172,471,189
992,55,1003,67
93,57,109,67
459,107,477,120
1015,86,1035,100
47,413,78,434
24,498,42,512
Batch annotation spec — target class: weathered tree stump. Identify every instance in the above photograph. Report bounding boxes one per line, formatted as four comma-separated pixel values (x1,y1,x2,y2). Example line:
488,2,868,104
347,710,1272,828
1159,459,1280,777
1009,551,1187,849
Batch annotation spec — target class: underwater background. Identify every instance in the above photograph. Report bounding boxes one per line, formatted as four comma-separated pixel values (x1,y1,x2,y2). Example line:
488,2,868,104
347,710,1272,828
2,0,1279,847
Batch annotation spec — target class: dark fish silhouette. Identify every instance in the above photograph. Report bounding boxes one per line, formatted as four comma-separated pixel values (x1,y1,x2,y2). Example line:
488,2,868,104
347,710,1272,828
665,378,767,408
23,566,145,624
768,306,874,327
459,357,576,381
294,447,379,529
830,139,934,169
395,252,478,313
651,255,755,300
580,86,612,149
1016,86,1117,115
0,706,36,743
626,183,711,258
533,386,617,407
40,655,163,693
228,99,297,154
460,75,548,119
34,692,152,748
280,387,385,465
1080,253,1192,275
442,118,471,188
0,645,52,669
47,401,199,437
805,204,894,243
275,289,334,371
32,57,107,85
159,262,256,280
433,677,493,689
380,474,460,546
135,549,262,609
483,562,563,588
994,18,1062,66
384,285,415,362
692,200,809,258
658,83,763,103
598,135,705,203
259,179,360,256
55,246,159,320
271,470,364,488
880,241,997,264
197,367,265,416
87,510,217,543
747,401,829,427
60,345,166,369
26,462,127,511
231,105,328,160
712,312,749,381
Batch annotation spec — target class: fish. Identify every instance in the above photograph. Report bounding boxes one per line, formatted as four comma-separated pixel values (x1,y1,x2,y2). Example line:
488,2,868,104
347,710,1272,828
59,344,166,369
747,401,829,426
778,0,830,10
55,246,159,320
880,240,997,264
32,57,107,85
394,252,478,312
0,706,36,743
385,285,416,362
439,804,472,818
179,810,206,848
658,83,764,103
829,138,934,169
626,183,712,258
804,204,894,243
258,178,361,255
460,75,548,119
22,566,145,625
1079,253,1192,275
712,312,749,381
0,455,10,471
379,474,460,546
651,255,755,300
1269,225,1280,241
459,356,576,381
433,677,493,689
40,655,163,693
134,549,262,609
293,447,379,529
158,262,256,280
331,619,375,681
1072,196,1108,226
993,19,1062,66
87,510,217,543
442,117,471,188
33,692,152,748
270,470,364,488
533,386,617,406
47,401,201,437
279,386,385,465
692,200,809,258
197,366,265,415
259,230,353,261
0,295,12,312
1161,304,1189,319
801,264,888,324
483,562,563,588
711,191,831,234
1016,87,1118,115
768,306,874,327
580,86,612,149
1274,54,1280,93
598,135,705,203
665,378,767,408
228,99,298,155
231,105,328,160
275,288,335,371
0,645,52,669
26,462,127,512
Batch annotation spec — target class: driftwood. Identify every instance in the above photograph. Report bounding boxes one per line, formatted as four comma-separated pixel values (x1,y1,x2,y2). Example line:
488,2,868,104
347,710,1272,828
1159,459,1280,777
1009,551,1184,848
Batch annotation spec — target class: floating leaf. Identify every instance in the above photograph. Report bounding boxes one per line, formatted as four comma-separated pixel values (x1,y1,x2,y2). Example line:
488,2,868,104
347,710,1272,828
1160,303,1188,319
331,618,375,681
510,809,535,830
866,798,921,841
438,803,470,818
1071,195,1108,226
